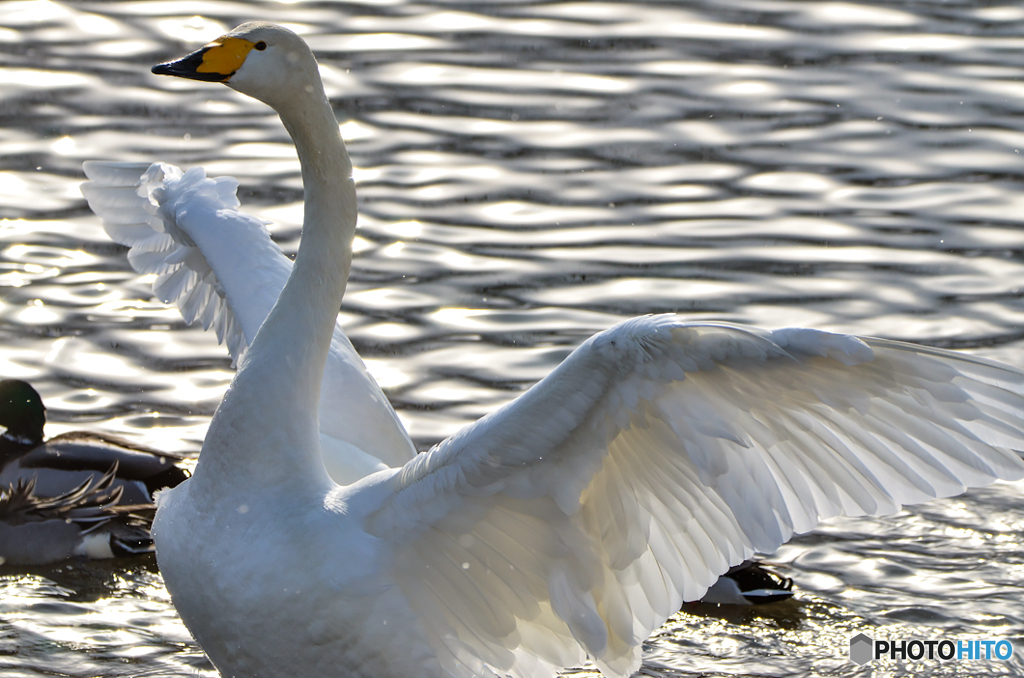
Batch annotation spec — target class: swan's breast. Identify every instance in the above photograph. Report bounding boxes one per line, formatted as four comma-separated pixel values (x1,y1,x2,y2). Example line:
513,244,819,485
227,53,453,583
153,476,439,678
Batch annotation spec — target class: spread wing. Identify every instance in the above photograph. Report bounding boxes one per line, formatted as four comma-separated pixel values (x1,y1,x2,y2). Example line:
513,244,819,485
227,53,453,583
82,161,259,360
81,161,416,473
364,315,1024,678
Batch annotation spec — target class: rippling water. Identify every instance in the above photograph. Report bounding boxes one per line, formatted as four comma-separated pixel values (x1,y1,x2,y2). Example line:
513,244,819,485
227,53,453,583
3,0,1024,676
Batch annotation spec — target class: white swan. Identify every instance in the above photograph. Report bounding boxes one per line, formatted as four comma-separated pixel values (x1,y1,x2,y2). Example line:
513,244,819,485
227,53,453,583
80,160,416,484
82,151,792,608
145,23,1024,678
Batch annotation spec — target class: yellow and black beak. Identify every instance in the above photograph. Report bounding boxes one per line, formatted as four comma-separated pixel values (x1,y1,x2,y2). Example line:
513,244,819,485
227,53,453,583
152,37,257,82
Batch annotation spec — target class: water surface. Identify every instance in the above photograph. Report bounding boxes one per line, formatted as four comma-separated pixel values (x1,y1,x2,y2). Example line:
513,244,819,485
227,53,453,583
2,0,1024,676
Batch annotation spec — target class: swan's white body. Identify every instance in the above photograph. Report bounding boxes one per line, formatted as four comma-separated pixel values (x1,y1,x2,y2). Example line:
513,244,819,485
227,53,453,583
130,23,1024,678
81,130,797,610
81,161,415,483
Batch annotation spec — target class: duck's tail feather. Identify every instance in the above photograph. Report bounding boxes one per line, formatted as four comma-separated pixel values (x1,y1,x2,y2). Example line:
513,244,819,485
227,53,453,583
1,462,158,555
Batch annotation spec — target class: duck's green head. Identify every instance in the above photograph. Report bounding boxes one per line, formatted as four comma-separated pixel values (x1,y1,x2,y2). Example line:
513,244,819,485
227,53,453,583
0,380,45,444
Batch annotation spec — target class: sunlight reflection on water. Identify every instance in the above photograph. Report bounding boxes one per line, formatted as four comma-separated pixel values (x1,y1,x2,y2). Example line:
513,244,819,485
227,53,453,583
2,0,1024,676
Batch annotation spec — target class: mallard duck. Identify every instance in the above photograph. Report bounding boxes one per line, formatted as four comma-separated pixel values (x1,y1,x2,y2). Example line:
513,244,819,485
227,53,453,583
0,462,154,565
0,379,188,509
695,560,794,606
131,23,1024,678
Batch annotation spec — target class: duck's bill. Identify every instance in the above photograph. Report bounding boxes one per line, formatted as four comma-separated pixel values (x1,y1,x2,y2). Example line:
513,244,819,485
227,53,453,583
152,37,255,82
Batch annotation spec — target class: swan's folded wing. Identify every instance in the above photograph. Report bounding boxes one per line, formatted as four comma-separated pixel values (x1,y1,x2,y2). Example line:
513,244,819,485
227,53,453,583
365,315,1024,678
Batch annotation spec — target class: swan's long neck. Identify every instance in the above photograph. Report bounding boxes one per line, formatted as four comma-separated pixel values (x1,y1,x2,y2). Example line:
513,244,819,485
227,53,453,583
191,79,354,496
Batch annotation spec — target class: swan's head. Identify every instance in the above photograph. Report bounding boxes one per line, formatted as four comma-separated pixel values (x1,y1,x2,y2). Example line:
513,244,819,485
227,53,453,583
152,22,323,110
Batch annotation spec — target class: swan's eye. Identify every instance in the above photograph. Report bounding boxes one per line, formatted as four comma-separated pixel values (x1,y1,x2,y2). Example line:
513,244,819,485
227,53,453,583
254,41,267,51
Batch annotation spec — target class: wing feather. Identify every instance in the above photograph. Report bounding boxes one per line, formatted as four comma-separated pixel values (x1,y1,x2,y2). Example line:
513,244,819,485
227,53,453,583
362,316,1024,678
83,161,417,472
